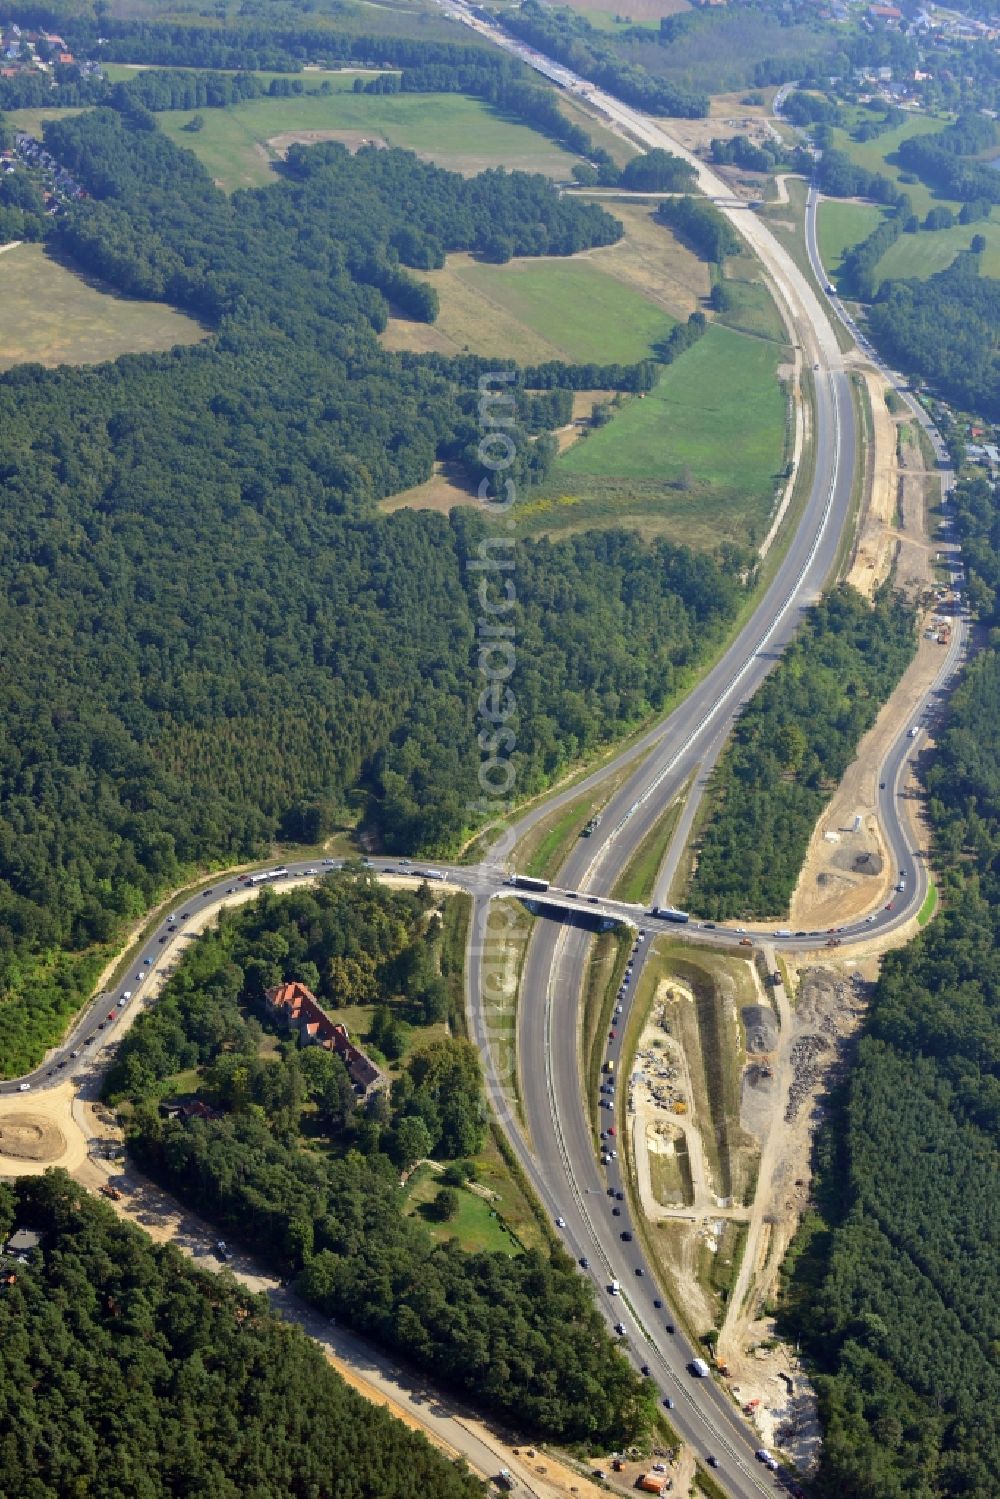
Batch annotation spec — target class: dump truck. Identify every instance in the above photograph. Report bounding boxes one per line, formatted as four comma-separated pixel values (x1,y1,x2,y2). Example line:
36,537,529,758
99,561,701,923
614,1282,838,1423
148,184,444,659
637,1474,666,1494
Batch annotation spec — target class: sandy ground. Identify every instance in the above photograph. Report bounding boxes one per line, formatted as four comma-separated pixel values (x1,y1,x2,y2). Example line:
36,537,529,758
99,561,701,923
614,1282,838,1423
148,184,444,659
791,372,951,929
268,129,389,157
847,370,936,601
714,956,874,1472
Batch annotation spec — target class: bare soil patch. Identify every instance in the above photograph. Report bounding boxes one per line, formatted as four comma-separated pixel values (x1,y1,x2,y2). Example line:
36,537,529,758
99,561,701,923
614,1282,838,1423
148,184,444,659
0,1111,66,1162
719,964,870,1474
267,129,389,156
0,1083,88,1177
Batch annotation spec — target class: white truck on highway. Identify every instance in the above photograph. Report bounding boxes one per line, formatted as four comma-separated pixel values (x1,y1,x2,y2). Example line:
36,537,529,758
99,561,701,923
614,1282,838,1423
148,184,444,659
689,1358,710,1378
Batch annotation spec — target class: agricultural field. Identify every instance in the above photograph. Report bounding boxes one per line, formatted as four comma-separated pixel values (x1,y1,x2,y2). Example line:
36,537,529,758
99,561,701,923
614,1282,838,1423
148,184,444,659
715,253,786,343
155,88,582,192
383,199,706,365
0,243,206,370
521,321,789,550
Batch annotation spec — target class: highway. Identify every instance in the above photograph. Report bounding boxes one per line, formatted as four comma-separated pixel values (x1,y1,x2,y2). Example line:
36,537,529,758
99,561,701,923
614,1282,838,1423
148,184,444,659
0,23,967,1498
429,7,966,1495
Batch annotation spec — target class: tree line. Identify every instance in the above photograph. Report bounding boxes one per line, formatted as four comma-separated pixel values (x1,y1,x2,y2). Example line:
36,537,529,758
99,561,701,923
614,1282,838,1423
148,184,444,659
866,254,1000,418
656,195,743,265
105,871,653,1446
0,1170,483,1499
685,586,916,918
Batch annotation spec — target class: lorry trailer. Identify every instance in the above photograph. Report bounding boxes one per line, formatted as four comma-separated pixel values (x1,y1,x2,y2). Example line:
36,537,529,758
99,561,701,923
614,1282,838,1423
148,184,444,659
507,875,550,893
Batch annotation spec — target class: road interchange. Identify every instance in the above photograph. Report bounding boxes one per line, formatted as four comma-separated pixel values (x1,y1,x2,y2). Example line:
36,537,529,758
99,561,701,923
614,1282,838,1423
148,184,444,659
0,21,968,1498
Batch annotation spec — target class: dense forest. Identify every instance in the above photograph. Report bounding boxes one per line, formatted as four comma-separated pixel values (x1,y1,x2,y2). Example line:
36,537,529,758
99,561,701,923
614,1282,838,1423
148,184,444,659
0,1171,483,1499
949,472,1000,623
0,103,752,1074
686,586,915,917
866,255,1000,419
104,870,652,1446
781,646,1000,1497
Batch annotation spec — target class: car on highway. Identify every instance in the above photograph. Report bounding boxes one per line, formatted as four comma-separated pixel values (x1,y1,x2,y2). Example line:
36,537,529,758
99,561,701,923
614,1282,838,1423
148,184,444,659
707,1456,720,1469
142,956,153,965
612,1206,621,1217
653,1298,663,1308
635,1267,644,1276
641,1365,651,1376
620,1230,632,1241
614,1322,626,1335
554,1216,566,1228
665,1322,675,1334
663,1397,675,1410
18,1082,30,1092
579,1256,589,1269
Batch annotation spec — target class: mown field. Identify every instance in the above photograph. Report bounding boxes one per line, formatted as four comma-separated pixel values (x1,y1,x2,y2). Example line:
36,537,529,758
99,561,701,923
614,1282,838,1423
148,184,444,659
822,108,1000,282
0,243,206,369
875,217,1000,282
817,199,885,274
155,88,582,191
3,106,85,138
382,199,707,365
828,110,948,221
519,321,788,549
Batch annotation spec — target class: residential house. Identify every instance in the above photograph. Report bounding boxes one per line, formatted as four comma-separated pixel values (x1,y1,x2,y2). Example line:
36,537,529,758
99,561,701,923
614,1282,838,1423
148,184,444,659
265,981,386,1099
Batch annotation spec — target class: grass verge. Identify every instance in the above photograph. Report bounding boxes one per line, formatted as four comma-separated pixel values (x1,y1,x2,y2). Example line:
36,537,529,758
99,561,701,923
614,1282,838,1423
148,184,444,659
611,788,688,905
916,881,938,927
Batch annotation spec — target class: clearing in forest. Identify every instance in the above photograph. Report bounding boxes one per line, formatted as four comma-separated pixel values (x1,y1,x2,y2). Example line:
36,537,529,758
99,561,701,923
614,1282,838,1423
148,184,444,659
0,243,206,370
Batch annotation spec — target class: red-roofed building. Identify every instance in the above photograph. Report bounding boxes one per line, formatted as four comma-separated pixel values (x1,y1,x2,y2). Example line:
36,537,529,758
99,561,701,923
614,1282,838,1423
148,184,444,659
265,981,385,1098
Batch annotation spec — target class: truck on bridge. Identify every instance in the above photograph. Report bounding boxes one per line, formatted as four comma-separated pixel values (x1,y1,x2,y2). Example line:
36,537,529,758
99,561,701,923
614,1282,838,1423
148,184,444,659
651,905,690,924
507,874,550,893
